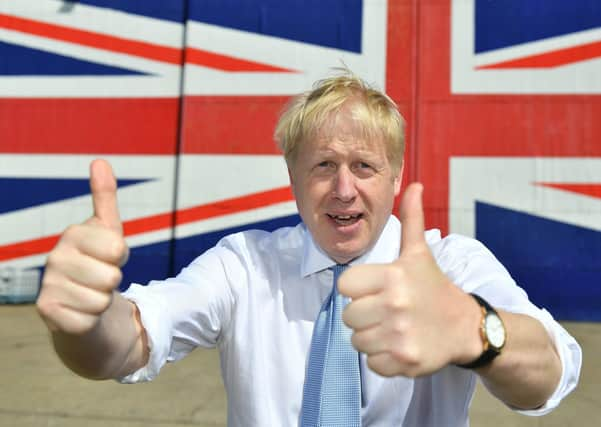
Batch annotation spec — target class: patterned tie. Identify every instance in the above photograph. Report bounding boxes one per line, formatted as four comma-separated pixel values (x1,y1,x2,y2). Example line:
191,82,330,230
300,264,362,427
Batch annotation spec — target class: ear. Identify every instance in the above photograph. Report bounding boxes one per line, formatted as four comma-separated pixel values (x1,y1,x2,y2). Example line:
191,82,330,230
393,163,404,196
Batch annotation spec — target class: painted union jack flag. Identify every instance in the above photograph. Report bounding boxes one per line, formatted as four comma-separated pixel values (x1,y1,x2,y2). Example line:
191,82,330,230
445,0,601,320
1,0,599,320
0,0,387,296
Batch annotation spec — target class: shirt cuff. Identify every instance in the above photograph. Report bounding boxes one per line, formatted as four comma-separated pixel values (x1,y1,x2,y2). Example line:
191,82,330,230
116,283,172,384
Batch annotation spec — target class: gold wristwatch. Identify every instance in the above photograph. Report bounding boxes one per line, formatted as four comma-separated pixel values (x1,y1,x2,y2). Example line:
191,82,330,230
457,293,506,369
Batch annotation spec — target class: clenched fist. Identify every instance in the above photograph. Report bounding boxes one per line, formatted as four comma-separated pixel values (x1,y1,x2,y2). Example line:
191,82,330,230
37,159,129,335
338,183,482,377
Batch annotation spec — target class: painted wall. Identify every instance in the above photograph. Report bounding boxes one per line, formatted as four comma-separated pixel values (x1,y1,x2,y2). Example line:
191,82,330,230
1,0,599,319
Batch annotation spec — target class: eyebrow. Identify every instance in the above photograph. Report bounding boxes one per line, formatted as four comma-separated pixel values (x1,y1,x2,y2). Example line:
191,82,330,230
313,148,384,160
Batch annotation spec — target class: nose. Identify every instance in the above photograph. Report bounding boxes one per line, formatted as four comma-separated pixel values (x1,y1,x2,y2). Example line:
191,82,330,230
333,166,358,202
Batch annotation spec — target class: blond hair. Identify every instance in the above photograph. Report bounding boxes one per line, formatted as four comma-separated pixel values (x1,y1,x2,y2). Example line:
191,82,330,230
274,70,405,171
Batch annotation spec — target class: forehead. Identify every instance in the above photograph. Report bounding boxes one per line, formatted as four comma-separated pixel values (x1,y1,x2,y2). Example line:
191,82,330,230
304,108,388,157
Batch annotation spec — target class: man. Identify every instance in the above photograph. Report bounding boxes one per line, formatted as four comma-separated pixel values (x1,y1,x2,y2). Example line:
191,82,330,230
37,72,581,426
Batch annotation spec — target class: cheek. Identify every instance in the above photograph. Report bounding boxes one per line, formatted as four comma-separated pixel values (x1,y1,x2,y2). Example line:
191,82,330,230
361,182,396,211
304,181,330,204
295,185,323,220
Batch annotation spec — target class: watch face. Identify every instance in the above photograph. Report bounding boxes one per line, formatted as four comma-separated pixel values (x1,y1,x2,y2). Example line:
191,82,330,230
485,313,506,349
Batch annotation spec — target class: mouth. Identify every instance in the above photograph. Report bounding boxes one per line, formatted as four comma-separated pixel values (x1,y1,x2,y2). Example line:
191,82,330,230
327,213,363,226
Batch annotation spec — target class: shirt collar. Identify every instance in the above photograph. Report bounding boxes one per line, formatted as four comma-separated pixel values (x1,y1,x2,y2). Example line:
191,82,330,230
300,215,401,277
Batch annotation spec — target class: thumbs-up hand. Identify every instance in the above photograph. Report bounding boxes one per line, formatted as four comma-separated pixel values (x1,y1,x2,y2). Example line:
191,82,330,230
338,183,482,377
37,159,129,335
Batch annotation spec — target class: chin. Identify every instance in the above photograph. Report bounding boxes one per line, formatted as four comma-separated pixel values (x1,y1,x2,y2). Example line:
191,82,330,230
328,244,366,264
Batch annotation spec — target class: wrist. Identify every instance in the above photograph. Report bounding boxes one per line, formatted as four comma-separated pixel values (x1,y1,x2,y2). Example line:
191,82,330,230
452,291,485,365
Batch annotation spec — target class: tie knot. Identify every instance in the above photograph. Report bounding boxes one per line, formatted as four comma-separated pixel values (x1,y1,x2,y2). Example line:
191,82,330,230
332,264,348,276
331,264,348,295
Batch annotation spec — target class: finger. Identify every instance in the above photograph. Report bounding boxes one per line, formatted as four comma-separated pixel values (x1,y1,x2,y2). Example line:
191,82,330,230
62,224,128,265
47,276,114,315
399,182,426,255
366,352,406,377
342,294,385,330
47,305,102,336
47,249,122,293
79,230,129,267
90,159,122,233
338,264,388,299
350,326,390,355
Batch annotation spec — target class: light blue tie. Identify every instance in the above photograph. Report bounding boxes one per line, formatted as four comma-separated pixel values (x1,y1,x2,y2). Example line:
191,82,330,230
300,264,362,427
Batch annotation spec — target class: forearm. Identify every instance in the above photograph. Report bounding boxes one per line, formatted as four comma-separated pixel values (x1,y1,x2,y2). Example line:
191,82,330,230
476,310,562,410
51,292,148,380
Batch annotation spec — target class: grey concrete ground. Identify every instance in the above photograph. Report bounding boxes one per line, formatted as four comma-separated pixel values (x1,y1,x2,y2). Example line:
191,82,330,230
1,305,598,427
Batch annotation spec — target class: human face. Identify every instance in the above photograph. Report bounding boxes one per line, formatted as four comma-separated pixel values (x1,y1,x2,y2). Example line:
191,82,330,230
289,109,402,264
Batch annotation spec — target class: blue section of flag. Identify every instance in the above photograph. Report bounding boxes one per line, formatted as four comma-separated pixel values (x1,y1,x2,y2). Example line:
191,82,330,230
475,202,601,321
475,0,601,53
188,0,363,53
172,213,302,274
0,41,148,76
0,177,150,214
118,213,301,291
75,0,186,23
120,239,172,291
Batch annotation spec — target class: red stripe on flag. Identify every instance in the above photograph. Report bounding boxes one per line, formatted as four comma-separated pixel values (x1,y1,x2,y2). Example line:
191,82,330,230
0,13,183,65
175,186,293,224
181,96,289,154
0,186,294,262
0,14,297,72
477,40,601,69
536,183,601,199
0,98,179,154
0,235,59,263
185,47,297,72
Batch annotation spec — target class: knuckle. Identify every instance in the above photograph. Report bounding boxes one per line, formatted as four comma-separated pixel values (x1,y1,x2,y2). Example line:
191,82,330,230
366,355,380,373
395,344,421,367
108,237,127,262
104,267,123,290
341,310,350,326
120,246,130,266
63,223,79,236
384,293,405,311
45,246,71,269
40,269,60,295
351,332,364,349
367,355,395,378
90,291,113,314
45,250,60,269
62,224,83,242
36,297,59,320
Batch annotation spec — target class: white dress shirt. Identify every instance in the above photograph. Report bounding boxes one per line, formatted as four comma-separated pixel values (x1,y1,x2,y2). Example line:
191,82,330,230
120,216,581,427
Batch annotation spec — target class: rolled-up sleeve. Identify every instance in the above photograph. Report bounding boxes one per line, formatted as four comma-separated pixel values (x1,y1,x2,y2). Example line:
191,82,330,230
117,282,173,383
431,233,582,414
117,245,238,383
513,309,581,416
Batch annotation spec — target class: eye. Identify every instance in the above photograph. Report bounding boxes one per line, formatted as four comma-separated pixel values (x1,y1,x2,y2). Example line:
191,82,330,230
315,160,335,170
353,161,376,177
354,161,374,172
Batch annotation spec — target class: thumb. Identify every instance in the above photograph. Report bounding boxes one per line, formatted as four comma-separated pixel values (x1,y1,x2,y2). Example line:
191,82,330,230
89,159,123,233
399,182,426,254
